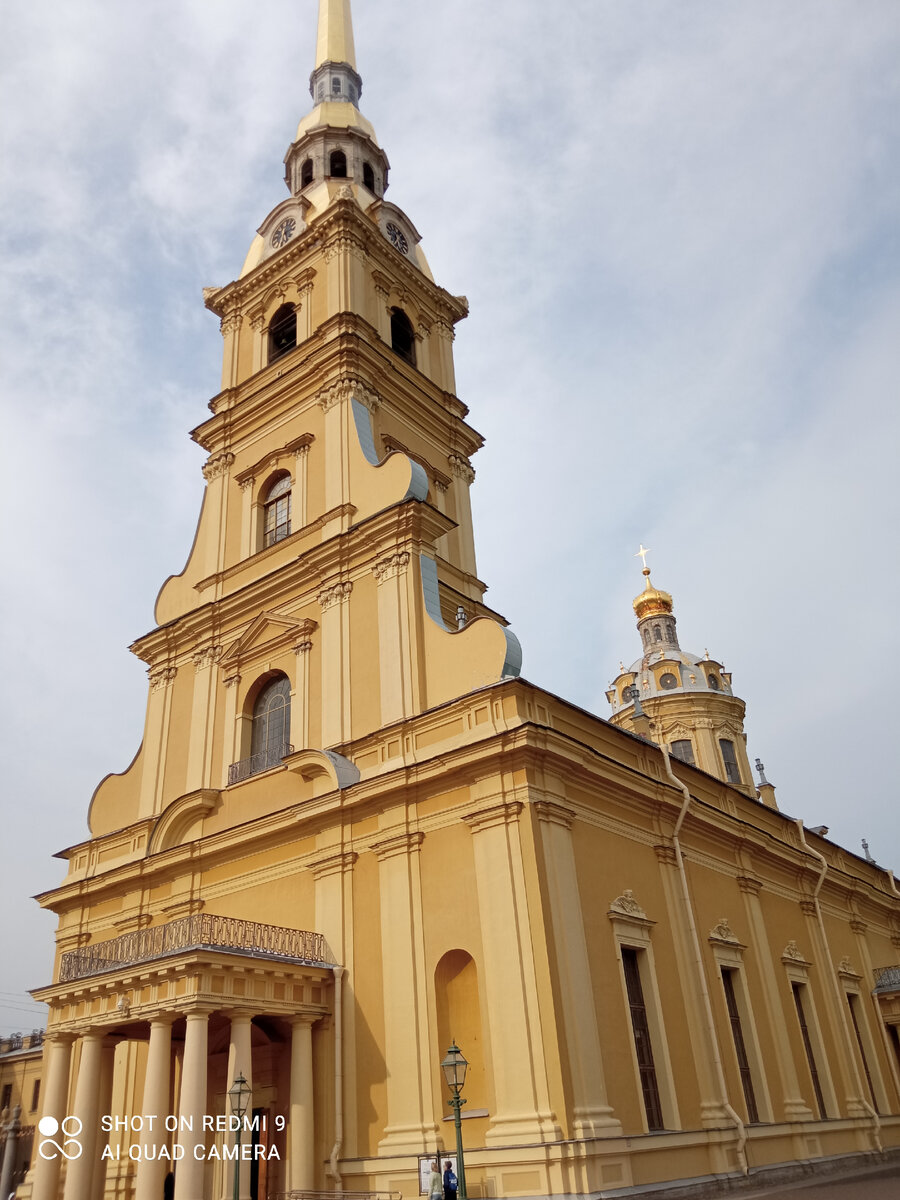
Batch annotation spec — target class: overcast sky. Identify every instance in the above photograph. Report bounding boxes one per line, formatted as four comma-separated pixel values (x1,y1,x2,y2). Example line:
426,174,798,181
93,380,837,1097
1,0,898,1034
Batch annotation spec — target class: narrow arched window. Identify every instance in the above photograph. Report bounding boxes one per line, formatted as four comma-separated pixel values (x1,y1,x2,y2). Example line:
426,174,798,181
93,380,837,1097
301,158,313,188
363,161,375,192
268,304,297,362
331,77,342,95
250,675,292,773
262,473,292,547
329,150,347,178
390,307,416,366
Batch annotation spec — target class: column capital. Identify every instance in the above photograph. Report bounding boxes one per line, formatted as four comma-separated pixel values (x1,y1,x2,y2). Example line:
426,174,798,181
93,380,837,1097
737,874,763,896
370,830,425,861
533,800,575,829
309,850,358,879
462,800,523,833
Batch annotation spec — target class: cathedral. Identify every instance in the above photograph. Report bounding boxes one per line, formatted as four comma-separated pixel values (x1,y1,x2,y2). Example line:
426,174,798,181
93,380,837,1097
21,3,900,1199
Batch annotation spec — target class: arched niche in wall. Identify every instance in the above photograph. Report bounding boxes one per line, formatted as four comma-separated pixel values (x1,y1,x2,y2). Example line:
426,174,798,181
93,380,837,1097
434,949,488,1114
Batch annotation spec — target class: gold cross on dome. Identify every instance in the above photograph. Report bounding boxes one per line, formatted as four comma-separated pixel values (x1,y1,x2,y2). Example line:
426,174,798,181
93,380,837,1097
635,544,651,570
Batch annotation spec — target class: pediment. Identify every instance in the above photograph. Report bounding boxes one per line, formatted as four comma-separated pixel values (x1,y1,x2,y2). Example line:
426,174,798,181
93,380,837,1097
221,611,318,671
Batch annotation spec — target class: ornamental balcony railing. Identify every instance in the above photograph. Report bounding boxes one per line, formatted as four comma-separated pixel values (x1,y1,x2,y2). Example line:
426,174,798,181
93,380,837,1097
873,965,900,992
228,742,294,785
58,914,334,983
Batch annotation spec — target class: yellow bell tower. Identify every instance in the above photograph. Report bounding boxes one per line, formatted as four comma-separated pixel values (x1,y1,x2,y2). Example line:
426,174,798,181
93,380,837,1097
87,0,521,838
606,550,757,797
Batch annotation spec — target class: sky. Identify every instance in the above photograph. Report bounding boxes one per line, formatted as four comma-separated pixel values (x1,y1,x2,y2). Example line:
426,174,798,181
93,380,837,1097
1,0,899,1034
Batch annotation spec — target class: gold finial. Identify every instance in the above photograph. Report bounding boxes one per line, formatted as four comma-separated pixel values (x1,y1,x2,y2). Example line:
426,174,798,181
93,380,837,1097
316,0,357,69
631,545,673,619
635,544,651,572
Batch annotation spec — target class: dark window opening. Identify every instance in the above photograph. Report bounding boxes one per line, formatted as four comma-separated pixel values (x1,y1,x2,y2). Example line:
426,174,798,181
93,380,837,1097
390,307,416,366
622,947,665,1131
670,739,695,766
708,673,720,691
363,161,375,191
300,158,313,188
659,671,678,690
622,685,639,704
722,969,760,1123
251,675,291,765
263,473,292,548
792,983,827,1118
653,625,663,642
1,1084,11,1111
329,149,347,178
719,738,741,784
268,304,297,362
31,1079,41,1112
331,77,342,94
889,1024,900,1075
847,993,879,1112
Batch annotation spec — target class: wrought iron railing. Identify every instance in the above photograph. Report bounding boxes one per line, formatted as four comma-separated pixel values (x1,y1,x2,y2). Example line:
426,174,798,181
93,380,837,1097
873,964,900,992
228,742,294,785
272,1193,401,1200
59,914,333,982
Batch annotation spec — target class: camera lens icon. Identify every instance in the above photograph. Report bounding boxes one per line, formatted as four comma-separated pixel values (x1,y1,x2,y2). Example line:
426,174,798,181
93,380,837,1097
38,1115,83,1160
39,1116,60,1137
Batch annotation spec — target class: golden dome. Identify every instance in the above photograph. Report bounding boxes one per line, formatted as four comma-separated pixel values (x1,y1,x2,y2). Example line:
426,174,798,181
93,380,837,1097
633,568,674,620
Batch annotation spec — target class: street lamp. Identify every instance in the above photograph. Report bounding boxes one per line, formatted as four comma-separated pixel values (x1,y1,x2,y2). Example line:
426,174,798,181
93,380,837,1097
440,1042,468,1200
227,1073,251,1200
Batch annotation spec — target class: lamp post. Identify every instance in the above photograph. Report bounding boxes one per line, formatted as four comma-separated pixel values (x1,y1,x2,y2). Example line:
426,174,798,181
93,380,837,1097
440,1042,468,1200
227,1073,251,1200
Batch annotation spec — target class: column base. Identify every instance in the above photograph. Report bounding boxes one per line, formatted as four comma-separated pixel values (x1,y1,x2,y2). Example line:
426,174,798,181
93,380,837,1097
377,1123,443,1155
485,1111,562,1145
783,1098,815,1121
699,1100,734,1129
572,1106,624,1139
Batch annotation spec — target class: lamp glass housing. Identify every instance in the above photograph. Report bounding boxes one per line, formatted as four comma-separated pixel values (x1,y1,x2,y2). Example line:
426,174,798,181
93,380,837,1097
441,1043,468,1093
228,1073,251,1119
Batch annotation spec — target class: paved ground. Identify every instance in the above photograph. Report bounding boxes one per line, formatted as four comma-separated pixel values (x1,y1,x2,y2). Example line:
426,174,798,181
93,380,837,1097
718,1161,900,1199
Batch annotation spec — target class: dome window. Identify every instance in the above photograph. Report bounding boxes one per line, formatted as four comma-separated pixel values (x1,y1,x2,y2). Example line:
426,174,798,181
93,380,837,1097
300,158,314,188
329,150,348,178
268,304,297,362
670,740,695,766
332,77,342,94
707,673,720,691
653,626,663,642
659,672,678,690
719,738,741,784
390,307,416,366
363,161,375,191
622,685,638,704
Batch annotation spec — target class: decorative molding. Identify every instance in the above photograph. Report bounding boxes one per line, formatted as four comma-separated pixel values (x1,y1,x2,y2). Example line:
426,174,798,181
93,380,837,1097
370,830,425,861
234,433,314,488
202,452,235,481
448,453,475,484
433,319,455,342
148,665,177,692
608,890,648,920
462,800,523,834
220,312,242,336
781,940,809,964
293,640,313,656
112,913,152,933
799,899,817,917
160,897,206,918
239,475,255,492
708,918,740,944
192,644,224,672
220,613,317,670
223,672,242,689
533,800,575,830
653,843,678,868
737,875,763,896
850,917,867,934
308,851,359,880
316,376,380,414
373,551,410,583
318,581,353,610
837,956,861,980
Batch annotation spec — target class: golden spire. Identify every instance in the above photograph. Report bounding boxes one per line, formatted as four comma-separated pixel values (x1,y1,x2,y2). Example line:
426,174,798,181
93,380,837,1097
316,0,357,69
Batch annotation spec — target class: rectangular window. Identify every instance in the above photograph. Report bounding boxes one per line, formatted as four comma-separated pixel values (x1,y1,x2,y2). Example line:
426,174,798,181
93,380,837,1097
31,1079,40,1111
621,947,665,1130
792,983,827,1118
846,993,879,1112
0,1083,11,1110
670,739,695,765
719,738,741,784
889,1024,900,1075
722,969,759,1122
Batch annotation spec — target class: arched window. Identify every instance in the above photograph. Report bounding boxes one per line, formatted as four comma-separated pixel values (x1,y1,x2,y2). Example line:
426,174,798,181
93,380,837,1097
268,304,297,362
250,675,292,774
363,161,375,191
262,473,292,547
390,307,416,366
653,625,662,642
331,77,342,94
300,158,314,188
329,150,347,178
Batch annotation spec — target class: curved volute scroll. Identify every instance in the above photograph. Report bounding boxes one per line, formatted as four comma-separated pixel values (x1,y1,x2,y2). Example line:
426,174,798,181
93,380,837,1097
149,789,222,855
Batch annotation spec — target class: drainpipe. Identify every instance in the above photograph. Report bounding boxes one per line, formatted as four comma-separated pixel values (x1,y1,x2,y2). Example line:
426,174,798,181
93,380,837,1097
887,871,900,900
660,745,749,1175
328,965,345,1187
795,822,882,1154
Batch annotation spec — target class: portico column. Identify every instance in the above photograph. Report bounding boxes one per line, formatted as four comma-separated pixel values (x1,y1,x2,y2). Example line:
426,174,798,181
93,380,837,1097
63,1031,106,1200
288,1018,315,1191
31,1032,75,1200
174,1011,210,1200
135,1017,174,1200
223,1013,254,1200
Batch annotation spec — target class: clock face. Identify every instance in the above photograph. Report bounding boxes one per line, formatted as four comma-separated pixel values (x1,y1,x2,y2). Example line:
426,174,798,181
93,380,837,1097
385,222,409,255
271,217,297,249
